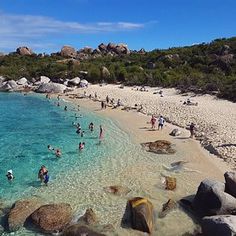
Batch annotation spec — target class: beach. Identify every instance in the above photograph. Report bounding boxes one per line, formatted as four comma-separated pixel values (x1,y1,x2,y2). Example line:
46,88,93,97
71,84,236,166
0,88,235,236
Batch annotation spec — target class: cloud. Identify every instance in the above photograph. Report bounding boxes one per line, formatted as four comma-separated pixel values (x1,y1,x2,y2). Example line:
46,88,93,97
0,12,147,52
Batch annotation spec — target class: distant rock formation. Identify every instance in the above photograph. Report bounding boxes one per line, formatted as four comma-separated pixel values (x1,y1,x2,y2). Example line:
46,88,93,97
61,46,77,58
16,46,33,56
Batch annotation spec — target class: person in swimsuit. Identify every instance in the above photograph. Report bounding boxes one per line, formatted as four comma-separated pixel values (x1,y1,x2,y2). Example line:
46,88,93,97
99,125,104,141
38,166,48,183
79,142,85,151
89,122,94,131
6,170,14,181
55,149,62,157
150,115,156,129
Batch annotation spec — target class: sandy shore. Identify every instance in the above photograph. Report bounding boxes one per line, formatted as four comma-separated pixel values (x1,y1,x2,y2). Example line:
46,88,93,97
46,86,236,235
68,84,236,166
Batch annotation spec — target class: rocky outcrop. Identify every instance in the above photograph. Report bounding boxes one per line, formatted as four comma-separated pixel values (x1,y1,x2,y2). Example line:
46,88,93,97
192,179,236,217
8,199,41,232
224,172,236,198
16,46,33,56
101,66,110,79
169,128,181,136
141,140,176,154
17,77,28,86
201,215,236,236
61,46,77,58
68,77,80,86
123,197,154,234
63,225,105,236
104,185,131,196
31,203,72,233
98,43,107,53
36,82,67,93
0,80,18,91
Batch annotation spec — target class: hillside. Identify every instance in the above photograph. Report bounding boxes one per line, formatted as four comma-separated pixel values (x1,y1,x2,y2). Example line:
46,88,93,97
0,37,236,101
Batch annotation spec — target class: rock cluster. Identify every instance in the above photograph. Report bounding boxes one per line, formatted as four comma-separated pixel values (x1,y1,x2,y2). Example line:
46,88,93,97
16,46,33,56
181,171,236,236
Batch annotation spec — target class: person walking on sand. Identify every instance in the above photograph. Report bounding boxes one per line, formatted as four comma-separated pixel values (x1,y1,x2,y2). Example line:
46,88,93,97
150,115,156,129
158,115,165,130
189,122,195,138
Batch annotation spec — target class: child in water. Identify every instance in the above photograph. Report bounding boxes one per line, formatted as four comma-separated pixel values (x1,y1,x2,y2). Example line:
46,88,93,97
55,149,62,157
79,142,85,151
6,170,14,181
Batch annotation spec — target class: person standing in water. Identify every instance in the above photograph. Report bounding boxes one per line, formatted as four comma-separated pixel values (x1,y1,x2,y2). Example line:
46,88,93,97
38,165,48,183
99,125,104,142
89,122,94,131
55,149,62,157
6,170,14,181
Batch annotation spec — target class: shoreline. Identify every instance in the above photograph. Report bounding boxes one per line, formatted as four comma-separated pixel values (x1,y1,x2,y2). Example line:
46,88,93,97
60,90,231,180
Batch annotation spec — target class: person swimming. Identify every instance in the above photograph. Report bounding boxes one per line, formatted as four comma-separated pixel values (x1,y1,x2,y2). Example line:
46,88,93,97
79,142,85,151
47,145,54,151
64,106,67,111
6,170,14,181
55,149,62,157
89,122,94,131
81,131,85,137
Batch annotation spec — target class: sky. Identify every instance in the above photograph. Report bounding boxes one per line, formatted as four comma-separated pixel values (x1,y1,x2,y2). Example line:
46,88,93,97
0,0,236,53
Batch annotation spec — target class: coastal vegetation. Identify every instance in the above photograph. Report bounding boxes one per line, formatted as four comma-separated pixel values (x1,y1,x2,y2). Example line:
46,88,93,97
0,37,236,101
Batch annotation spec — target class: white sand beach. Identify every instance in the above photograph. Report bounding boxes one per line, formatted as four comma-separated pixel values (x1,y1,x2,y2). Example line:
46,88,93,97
72,84,236,166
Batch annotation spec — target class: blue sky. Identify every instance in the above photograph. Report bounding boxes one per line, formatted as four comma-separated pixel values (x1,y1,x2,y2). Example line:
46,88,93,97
0,0,235,53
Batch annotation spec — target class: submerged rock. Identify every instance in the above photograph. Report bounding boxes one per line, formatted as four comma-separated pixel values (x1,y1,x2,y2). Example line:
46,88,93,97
141,140,176,154
63,225,105,236
165,176,177,190
159,199,177,218
202,215,236,236
31,203,72,233
123,197,154,234
104,185,131,196
8,199,41,232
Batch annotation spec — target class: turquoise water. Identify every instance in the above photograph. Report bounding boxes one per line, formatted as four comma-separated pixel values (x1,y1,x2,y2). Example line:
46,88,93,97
0,92,198,236
0,92,131,203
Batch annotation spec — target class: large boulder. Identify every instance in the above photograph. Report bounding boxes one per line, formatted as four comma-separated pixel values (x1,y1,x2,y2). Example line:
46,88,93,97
68,77,80,87
17,77,28,86
80,79,88,87
36,82,67,93
61,46,77,58
201,215,236,236
31,203,72,233
115,43,130,54
224,172,236,198
98,43,107,53
123,197,154,234
101,66,110,79
8,199,41,232
0,80,18,91
16,46,33,56
63,225,105,236
141,140,176,154
192,179,236,217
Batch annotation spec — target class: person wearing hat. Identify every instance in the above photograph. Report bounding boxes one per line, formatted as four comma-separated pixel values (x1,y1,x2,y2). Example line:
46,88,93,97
6,170,14,181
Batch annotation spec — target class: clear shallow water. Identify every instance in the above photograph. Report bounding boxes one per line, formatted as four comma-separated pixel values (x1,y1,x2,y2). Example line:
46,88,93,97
0,92,198,236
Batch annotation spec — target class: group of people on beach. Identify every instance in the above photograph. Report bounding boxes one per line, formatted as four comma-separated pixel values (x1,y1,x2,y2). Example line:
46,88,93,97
150,115,165,130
